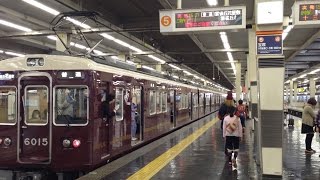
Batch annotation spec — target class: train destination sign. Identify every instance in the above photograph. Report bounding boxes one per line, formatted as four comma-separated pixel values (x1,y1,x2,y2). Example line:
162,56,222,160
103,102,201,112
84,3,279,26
257,35,283,55
292,1,320,27
160,6,246,34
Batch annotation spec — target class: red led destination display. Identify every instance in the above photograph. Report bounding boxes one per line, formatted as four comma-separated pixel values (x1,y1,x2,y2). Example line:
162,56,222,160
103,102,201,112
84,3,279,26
175,9,243,28
299,4,320,21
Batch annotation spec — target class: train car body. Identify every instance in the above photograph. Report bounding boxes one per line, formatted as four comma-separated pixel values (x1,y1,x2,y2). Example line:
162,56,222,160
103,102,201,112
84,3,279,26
0,55,223,177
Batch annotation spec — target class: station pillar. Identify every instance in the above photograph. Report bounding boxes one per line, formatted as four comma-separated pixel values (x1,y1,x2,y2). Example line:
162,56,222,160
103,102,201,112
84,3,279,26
56,33,70,52
309,75,316,98
235,62,241,102
247,29,258,119
293,81,298,103
290,80,294,104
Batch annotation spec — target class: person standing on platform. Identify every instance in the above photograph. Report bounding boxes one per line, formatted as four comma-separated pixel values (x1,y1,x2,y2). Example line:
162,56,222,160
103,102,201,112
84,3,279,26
223,106,243,166
301,98,317,153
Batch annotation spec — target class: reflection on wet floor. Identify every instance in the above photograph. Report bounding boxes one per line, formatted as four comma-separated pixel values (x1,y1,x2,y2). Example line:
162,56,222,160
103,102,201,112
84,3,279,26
101,115,320,180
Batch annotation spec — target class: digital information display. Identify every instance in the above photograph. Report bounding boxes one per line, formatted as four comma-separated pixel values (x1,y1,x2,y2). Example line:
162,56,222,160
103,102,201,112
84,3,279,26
257,35,283,55
160,6,246,34
293,1,320,26
299,4,320,21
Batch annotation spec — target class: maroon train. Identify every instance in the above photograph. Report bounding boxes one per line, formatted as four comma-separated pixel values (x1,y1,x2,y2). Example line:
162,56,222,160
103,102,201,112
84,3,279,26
0,55,223,178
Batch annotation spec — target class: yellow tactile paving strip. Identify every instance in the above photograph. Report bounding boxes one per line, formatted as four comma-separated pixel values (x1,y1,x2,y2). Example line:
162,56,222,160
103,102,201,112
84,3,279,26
127,117,218,180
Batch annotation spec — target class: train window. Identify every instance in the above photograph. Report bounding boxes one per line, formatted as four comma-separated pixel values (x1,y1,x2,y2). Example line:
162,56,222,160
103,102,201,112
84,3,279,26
0,87,16,125
199,93,204,107
156,91,162,113
149,90,156,115
54,86,89,126
193,93,198,107
115,87,124,121
162,92,167,112
25,86,48,126
184,95,189,109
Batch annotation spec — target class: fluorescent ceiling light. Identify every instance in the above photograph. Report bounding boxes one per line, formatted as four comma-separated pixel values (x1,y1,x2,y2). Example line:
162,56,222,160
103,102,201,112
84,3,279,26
206,0,218,6
310,69,320,74
283,25,293,40
0,50,3,53
22,0,91,29
194,75,200,79
114,39,130,47
292,78,297,81
22,0,60,16
183,70,192,75
0,19,32,32
299,74,306,78
93,50,106,56
47,35,57,41
142,65,155,71
147,55,166,64
172,75,179,79
5,51,25,57
129,46,143,53
168,64,181,70
100,33,115,40
65,17,91,29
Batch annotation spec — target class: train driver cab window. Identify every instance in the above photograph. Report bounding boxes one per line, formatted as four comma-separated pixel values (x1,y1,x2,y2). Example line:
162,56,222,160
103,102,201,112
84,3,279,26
54,86,88,125
149,90,156,115
162,92,167,112
115,87,124,121
0,87,16,125
25,86,48,125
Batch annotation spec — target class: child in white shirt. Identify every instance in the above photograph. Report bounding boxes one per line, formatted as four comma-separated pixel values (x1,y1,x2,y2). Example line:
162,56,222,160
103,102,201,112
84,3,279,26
223,106,243,166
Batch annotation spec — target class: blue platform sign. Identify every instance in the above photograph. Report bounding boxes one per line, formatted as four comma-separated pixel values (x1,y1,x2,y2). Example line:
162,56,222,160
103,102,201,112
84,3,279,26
257,35,283,55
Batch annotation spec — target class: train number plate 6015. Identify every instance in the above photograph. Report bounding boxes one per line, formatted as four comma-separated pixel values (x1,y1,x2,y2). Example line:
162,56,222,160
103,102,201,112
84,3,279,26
24,138,48,146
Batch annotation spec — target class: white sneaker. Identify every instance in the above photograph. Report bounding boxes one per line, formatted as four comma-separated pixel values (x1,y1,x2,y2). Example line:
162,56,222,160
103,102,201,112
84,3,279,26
131,137,137,141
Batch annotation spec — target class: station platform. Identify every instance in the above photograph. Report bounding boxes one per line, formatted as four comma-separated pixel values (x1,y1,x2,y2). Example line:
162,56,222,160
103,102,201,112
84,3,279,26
79,114,320,180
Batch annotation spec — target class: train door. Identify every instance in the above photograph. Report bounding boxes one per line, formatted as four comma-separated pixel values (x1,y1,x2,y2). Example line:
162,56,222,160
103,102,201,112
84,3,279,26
100,82,110,157
17,72,51,164
169,90,176,127
132,86,143,144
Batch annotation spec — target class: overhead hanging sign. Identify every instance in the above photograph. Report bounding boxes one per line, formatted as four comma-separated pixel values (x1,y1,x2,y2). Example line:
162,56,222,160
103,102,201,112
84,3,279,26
292,1,320,27
256,34,283,55
159,6,246,34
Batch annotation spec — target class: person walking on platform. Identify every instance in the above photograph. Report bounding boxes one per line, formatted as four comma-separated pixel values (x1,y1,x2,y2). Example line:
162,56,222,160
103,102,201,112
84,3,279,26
218,91,235,129
301,98,317,154
218,91,235,156
236,99,246,133
223,106,242,166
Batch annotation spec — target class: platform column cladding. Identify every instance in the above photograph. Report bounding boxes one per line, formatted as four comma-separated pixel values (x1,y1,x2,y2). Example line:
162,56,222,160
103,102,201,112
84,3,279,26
309,75,316,98
293,81,298,103
235,61,241,101
289,79,294,104
247,29,258,120
255,0,285,177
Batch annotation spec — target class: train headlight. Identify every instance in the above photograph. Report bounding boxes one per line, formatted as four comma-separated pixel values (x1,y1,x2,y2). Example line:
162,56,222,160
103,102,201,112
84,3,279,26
4,138,11,146
0,138,2,145
62,139,71,148
72,139,81,148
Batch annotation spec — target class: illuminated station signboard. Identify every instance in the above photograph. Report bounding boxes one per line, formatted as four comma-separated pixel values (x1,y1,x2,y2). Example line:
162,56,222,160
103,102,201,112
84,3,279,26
160,6,246,34
292,1,320,27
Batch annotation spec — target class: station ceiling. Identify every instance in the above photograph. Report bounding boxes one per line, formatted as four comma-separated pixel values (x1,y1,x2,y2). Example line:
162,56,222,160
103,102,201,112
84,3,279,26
0,0,319,90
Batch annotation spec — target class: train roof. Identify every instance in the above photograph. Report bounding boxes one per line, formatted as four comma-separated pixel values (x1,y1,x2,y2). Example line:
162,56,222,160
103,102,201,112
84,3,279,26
0,54,224,94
